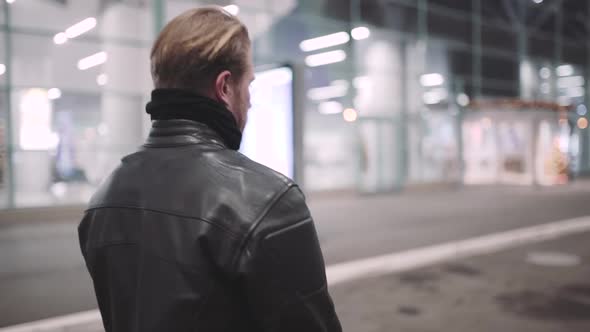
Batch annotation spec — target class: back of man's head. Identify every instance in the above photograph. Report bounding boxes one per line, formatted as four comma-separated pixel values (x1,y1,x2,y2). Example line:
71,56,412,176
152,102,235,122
150,7,250,92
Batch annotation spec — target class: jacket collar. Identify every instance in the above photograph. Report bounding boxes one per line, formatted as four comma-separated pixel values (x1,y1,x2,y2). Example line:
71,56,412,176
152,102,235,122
145,89,242,150
145,119,228,149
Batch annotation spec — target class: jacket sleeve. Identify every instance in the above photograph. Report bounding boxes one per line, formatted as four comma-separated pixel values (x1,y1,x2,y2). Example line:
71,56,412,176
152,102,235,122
234,185,342,332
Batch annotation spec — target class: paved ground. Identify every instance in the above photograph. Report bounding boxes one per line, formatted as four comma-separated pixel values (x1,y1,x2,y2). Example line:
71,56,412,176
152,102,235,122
1,182,590,329
331,231,590,332
0,223,95,327
310,182,590,264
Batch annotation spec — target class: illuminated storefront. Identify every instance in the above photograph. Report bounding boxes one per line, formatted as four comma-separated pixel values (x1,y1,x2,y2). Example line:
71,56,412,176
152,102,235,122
0,0,588,207
463,102,571,186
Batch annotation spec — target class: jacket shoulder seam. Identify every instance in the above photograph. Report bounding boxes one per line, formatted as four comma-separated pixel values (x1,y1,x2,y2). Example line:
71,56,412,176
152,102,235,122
84,204,241,239
230,183,297,271
263,217,312,241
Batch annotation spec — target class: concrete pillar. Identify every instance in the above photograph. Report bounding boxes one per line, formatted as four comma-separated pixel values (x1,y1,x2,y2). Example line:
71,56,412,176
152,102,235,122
99,4,146,172
353,33,403,193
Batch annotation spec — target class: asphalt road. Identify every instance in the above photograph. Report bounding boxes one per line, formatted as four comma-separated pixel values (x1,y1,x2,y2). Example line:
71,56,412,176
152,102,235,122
1,182,590,328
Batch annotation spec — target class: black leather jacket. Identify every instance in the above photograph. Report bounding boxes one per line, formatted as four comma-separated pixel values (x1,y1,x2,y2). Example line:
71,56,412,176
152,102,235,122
78,120,342,332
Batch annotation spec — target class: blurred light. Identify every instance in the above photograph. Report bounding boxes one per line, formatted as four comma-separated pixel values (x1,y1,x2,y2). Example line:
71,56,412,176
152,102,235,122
539,67,550,79
420,73,444,87
456,93,470,107
351,27,370,40
223,4,239,16
50,182,67,198
343,108,358,122
318,101,343,114
97,73,108,86
559,125,569,153
78,51,107,70
330,80,349,88
47,88,62,100
307,84,348,101
53,32,68,45
422,88,447,105
556,64,574,77
577,118,588,129
19,89,59,150
0,63,5,76
532,0,543,4
422,93,439,105
305,50,346,67
482,117,492,128
577,104,587,116
98,123,109,136
300,32,350,52
557,76,584,88
559,118,567,125
567,87,585,98
6,0,15,4
251,67,291,89
540,83,550,94
353,76,372,89
65,17,97,39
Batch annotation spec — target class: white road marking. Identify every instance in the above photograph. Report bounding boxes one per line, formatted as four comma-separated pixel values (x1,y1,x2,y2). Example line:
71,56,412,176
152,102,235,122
2,216,590,332
326,216,590,286
0,310,101,332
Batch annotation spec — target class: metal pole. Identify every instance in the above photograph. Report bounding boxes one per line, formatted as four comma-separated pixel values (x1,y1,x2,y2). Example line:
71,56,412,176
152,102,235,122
517,1,528,98
399,40,409,190
292,63,305,186
454,78,465,186
472,0,482,98
3,1,14,208
580,0,590,175
417,0,428,57
554,1,563,85
552,2,565,181
350,0,362,192
152,0,165,37
417,0,427,181
585,0,590,174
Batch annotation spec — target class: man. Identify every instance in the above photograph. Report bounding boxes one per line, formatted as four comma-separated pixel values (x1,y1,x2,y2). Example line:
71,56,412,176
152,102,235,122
78,6,342,332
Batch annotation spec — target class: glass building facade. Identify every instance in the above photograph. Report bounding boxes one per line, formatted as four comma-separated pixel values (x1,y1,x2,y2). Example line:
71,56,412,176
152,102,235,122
0,0,589,208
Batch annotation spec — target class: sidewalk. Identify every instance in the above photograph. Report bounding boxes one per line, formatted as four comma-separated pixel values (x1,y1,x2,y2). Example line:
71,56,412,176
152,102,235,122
330,231,590,332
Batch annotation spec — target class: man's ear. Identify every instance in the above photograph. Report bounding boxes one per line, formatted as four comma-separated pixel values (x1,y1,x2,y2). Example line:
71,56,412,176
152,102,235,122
214,70,233,106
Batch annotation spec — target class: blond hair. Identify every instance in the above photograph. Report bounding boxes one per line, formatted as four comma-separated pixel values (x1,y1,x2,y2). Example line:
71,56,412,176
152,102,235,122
150,7,250,91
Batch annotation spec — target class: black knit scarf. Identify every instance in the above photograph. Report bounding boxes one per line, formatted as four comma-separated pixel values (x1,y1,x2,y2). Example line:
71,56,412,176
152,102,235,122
146,89,242,150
